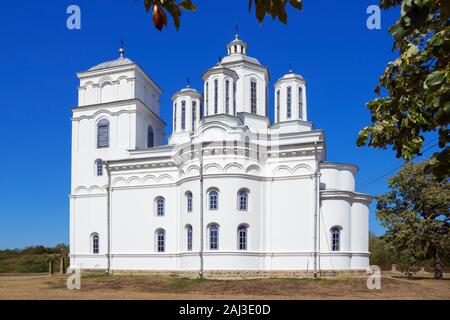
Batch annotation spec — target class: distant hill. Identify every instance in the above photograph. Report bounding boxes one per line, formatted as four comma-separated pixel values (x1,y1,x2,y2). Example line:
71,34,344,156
0,244,69,273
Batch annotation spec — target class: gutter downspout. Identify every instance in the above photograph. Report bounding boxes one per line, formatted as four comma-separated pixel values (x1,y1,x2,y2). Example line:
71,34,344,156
198,144,204,278
313,141,319,278
105,161,112,275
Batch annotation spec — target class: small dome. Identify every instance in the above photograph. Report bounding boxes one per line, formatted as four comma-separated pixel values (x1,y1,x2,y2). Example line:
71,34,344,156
226,34,248,55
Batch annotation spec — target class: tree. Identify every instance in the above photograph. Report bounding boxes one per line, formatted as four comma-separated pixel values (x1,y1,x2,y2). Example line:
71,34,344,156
357,0,450,180
376,160,450,279
138,0,303,31
369,232,399,266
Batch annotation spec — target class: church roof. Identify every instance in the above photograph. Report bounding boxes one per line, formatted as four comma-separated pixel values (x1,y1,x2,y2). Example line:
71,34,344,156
221,53,262,66
87,57,135,71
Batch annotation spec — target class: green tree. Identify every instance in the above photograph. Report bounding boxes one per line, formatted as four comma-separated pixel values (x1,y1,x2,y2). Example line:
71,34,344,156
138,0,303,31
357,0,450,180
376,160,450,279
369,232,399,266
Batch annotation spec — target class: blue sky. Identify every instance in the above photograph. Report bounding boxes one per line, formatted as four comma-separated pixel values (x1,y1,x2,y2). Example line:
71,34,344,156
0,1,435,249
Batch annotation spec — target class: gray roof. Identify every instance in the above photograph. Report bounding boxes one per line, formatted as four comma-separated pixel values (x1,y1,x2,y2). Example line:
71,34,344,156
88,57,134,71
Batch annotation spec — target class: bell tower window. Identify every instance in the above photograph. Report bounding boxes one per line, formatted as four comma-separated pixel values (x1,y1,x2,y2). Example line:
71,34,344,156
298,86,303,120
181,100,186,130
276,90,280,122
192,101,197,129
250,80,257,114
205,82,209,116
214,79,218,114
286,86,292,119
225,80,230,114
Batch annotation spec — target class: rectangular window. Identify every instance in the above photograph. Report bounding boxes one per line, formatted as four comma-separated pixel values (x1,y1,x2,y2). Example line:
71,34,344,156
174,103,177,130
214,80,218,114
96,161,103,176
298,87,303,119
238,228,247,250
97,125,109,148
205,83,209,116
332,231,340,251
187,228,192,251
233,82,236,115
276,90,280,122
181,101,186,130
287,86,292,118
225,80,230,114
157,233,165,252
250,81,257,114
192,101,197,129
210,229,218,250
187,196,192,212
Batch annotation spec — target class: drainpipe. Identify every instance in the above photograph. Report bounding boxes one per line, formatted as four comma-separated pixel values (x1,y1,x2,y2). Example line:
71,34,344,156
104,160,112,275
313,141,319,278
198,143,204,278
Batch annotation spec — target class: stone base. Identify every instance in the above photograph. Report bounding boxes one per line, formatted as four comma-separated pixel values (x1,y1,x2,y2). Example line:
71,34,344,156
102,269,368,279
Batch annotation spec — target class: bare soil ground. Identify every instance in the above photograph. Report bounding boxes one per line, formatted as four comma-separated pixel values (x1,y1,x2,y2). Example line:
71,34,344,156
0,273,449,300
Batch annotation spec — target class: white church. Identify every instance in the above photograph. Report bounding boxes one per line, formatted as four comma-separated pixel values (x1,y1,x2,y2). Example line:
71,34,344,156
69,35,373,275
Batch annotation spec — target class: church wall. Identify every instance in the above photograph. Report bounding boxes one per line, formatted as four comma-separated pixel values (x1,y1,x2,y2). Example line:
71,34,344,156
350,201,370,269
69,195,108,270
319,198,352,269
110,186,178,255
269,178,315,253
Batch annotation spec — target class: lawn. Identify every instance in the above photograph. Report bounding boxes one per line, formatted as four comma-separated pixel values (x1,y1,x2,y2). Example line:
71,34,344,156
0,273,449,300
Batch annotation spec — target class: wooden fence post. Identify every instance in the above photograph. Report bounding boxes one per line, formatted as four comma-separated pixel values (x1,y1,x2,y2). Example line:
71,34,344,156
49,260,54,275
60,255,66,274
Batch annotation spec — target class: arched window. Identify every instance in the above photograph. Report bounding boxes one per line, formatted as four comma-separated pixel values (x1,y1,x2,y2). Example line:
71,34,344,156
209,224,219,250
192,101,197,129
214,79,219,114
244,136,250,158
250,80,257,114
225,80,230,114
237,225,248,250
95,160,103,176
186,191,193,212
298,86,304,119
181,100,186,130
97,119,110,148
147,126,154,147
286,86,292,119
155,197,165,216
156,229,165,252
238,189,249,211
276,90,280,122
186,225,193,251
208,189,219,210
205,82,209,116
331,227,341,251
91,233,99,254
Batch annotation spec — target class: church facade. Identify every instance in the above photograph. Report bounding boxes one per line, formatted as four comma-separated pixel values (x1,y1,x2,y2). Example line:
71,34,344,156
69,36,372,273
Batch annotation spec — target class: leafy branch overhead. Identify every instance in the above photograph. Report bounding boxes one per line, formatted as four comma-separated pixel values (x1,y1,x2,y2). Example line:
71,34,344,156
357,0,450,180
139,0,303,31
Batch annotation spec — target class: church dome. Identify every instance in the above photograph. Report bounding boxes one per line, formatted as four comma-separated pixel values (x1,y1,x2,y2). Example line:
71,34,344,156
226,34,248,55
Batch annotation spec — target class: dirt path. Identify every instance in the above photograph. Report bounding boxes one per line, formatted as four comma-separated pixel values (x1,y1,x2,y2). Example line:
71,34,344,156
0,273,449,300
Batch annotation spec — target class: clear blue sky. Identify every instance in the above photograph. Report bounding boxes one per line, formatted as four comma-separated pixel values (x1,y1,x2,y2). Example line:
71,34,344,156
0,1,434,249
